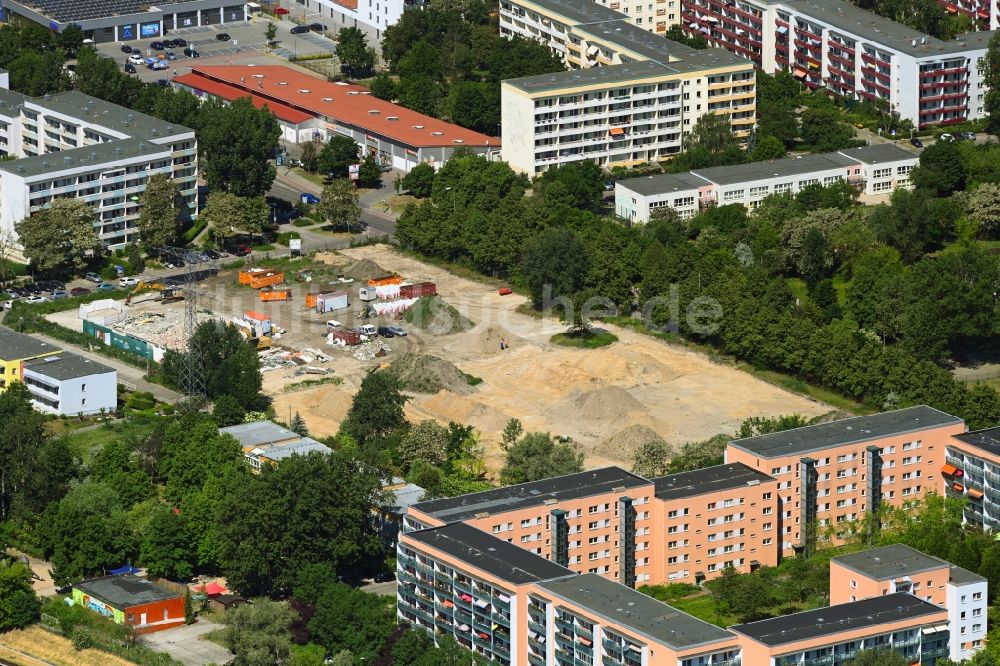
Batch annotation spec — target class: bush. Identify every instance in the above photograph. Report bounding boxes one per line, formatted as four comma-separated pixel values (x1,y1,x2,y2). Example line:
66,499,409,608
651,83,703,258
182,217,209,243
276,231,301,246
292,219,316,228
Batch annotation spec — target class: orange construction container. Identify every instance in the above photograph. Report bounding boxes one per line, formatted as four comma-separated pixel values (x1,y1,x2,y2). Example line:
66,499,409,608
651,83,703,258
305,293,320,308
260,289,292,302
367,274,402,287
239,268,285,289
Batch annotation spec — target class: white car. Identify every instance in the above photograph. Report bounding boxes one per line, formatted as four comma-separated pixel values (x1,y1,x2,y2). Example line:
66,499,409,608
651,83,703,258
25,295,48,304
1,300,12,310
119,276,140,288
127,54,145,65
326,320,343,329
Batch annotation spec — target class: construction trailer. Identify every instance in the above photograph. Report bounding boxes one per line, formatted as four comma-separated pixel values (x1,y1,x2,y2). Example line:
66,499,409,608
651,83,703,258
315,291,348,313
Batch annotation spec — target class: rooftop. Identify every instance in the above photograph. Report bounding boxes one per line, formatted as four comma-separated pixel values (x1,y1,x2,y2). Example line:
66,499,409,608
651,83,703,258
173,73,314,125
22,352,115,380
0,327,59,361
28,91,190,142
220,420,307,448
0,137,173,179
835,144,919,165
503,61,678,94
387,483,427,514
251,438,331,461
952,426,1000,458
831,544,947,580
691,152,858,186
181,66,497,149
652,463,775,501
514,0,623,28
405,522,573,585
10,0,190,23
616,171,710,196
75,575,180,609
538,574,736,650
728,406,962,459
411,466,650,522
731,593,945,646
950,565,987,586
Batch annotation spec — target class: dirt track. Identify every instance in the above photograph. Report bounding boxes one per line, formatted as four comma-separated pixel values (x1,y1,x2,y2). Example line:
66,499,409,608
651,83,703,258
269,245,830,472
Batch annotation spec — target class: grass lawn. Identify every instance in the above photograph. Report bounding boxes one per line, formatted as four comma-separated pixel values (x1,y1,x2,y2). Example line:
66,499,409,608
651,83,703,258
386,194,419,216
832,275,850,307
291,168,328,187
736,363,871,414
56,414,165,462
786,277,809,306
935,239,1000,256
669,594,737,628
551,329,618,348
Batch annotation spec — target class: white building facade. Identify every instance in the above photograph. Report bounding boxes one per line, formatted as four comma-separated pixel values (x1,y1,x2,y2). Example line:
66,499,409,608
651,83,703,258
280,0,413,41
946,568,989,661
0,85,198,257
21,353,117,416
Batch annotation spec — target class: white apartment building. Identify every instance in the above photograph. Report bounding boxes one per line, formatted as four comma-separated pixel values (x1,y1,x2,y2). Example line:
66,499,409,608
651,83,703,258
615,143,917,222
0,84,198,257
500,0,755,173
947,566,989,661
281,0,414,41
21,353,117,416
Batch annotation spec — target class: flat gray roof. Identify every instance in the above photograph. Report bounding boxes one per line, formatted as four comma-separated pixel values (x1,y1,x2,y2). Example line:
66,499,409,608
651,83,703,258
406,522,574,585
950,565,987,586
0,137,172,178
517,0,623,28
573,19,691,64
831,544,947,581
504,60,677,94
0,327,59,361
75,575,180,609
220,420,303,447
836,144,919,164
728,406,962,459
953,426,1000,458
254,438,331,460
618,171,709,196
10,0,223,23
23,352,114,380
0,87,28,112
692,152,858,186
411,466,650,523
538,574,735,650
652,463,774,501
28,91,191,141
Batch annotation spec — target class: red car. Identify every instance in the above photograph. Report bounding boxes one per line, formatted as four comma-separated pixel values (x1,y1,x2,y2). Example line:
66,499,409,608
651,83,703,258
273,6,290,14
70,287,92,296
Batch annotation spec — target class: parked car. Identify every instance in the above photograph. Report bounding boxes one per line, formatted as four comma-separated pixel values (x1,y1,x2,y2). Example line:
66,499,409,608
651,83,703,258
124,62,137,73
50,290,68,300
150,41,165,50
960,131,977,141
909,137,924,148
166,51,178,61
128,53,145,65
25,295,48,304
216,33,231,41
326,319,343,329
97,283,117,292
358,324,378,337
300,192,320,204
1,300,12,310
184,47,200,58
230,244,252,256
372,571,395,583
939,133,955,142
290,25,310,34
377,325,397,338
204,249,220,260
150,60,169,71
604,180,615,191
385,325,407,337
120,44,133,53
70,287,91,296
156,78,170,87
7,288,23,298
119,276,140,288
309,22,327,32
84,272,103,283
173,37,187,47
163,39,176,48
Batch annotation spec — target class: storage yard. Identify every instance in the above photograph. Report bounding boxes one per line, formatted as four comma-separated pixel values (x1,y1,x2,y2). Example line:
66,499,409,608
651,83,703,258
44,246,830,471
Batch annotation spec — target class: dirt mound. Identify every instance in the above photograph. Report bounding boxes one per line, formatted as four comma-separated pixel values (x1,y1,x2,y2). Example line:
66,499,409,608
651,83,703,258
404,296,475,335
462,325,526,355
573,385,646,421
594,424,668,463
418,390,512,432
389,353,477,395
345,258,388,282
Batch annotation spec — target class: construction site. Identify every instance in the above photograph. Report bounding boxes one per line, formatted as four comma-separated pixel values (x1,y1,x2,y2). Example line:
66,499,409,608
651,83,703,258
45,246,832,471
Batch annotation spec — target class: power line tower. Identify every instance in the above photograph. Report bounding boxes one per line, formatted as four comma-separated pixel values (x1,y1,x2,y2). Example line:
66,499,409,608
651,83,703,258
162,247,217,412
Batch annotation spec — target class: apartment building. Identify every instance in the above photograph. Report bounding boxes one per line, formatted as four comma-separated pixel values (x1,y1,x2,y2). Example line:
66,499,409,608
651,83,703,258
731,593,950,665
499,0,756,173
650,463,779,584
944,425,1000,532
680,0,995,127
0,326,59,391
281,0,415,41
725,405,967,556
830,544,988,661
0,85,198,256
406,467,657,588
615,143,916,222
21,353,117,416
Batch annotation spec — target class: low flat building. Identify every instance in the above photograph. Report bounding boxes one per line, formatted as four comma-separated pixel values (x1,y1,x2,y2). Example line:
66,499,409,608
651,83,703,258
0,0,248,43
615,144,917,222
73,575,184,635
174,66,499,172
830,544,987,661
0,326,59,390
219,419,331,470
21,352,116,416
731,593,950,665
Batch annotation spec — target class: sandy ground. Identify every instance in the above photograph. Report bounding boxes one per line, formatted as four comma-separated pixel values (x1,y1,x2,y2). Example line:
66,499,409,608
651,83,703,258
0,626,136,666
269,245,831,472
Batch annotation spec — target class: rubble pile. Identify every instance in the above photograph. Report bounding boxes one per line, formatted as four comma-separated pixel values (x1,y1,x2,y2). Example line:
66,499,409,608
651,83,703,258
258,347,333,372
351,340,391,361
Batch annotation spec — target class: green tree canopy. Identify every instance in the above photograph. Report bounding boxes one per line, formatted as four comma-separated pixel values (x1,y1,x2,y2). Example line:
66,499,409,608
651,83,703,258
15,198,101,274
199,97,281,197
341,370,408,447
316,179,362,231
137,173,180,252
223,598,294,666
500,432,584,485
0,559,40,631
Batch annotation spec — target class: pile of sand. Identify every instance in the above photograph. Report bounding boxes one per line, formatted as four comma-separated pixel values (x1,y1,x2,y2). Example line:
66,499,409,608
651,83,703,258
404,296,475,335
418,390,512,432
389,353,478,395
594,424,669,463
573,385,646,419
345,258,388,282
460,325,527,355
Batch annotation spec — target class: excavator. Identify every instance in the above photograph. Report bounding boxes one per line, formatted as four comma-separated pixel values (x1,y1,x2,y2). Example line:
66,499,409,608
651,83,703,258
232,316,273,351
124,281,185,305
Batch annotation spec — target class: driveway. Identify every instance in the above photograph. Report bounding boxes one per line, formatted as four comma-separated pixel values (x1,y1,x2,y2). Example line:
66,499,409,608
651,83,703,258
138,621,232,666
360,579,397,596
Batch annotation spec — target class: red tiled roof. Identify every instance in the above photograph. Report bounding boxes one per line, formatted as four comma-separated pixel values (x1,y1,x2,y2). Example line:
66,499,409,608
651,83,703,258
178,66,498,149
173,72,313,124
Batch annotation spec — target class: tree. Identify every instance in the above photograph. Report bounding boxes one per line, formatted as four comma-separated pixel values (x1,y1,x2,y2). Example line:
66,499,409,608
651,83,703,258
501,418,523,451
911,139,965,195
370,72,398,101
162,321,264,409
213,394,247,427
667,434,729,473
140,505,195,580
0,559,39,631
7,50,69,96
223,598,294,666
630,440,672,478
299,141,320,173
401,163,435,198
15,198,100,273
0,228,17,287
738,414,810,439
749,134,786,161
520,227,590,309
400,420,449,470
847,649,908,666
137,173,180,252
799,106,855,152
316,180,361,232
537,161,604,211
308,582,396,660
201,191,268,242
289,412,309,437
217,452,385,596
199,97,281,196
341,371,407,446
707,566,773,623
126,243,145,274
264,21,277,44
337,27,376,76
757,100,799,148
981,31,1000,136
357,154,383,189
0,382,48,521
685,112,737,153
966,182,1000,239
90,440,155,507
317,135,360,178
500,432,583,485
442,81,498,133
